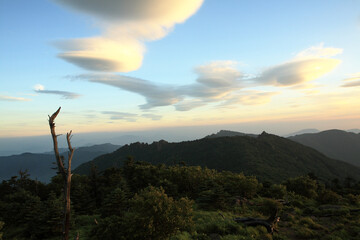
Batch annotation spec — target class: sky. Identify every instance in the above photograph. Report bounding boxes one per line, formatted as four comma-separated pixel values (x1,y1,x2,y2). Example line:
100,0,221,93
1,0,360,140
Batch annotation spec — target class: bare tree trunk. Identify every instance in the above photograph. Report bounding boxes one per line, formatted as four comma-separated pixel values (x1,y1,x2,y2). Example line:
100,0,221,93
49,107,74,240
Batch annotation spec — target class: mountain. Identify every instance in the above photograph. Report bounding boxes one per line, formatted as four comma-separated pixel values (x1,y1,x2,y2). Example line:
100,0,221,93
0,143,120,183
205,130,258,138
74,132,360,183
347,128,360,134
289,129,360,167
283,128,320,137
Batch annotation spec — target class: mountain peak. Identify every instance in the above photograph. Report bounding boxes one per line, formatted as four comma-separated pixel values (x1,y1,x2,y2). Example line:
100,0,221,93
205,130,257,138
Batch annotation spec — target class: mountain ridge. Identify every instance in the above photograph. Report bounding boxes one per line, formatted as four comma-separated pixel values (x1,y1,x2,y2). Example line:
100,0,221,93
289,129,360,167
74,132,360,183
0,143,121,182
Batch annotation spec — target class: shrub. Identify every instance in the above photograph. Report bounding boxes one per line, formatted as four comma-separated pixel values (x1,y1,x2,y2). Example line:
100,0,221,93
318,190,342,204
125,186,194,240
285,176,318,199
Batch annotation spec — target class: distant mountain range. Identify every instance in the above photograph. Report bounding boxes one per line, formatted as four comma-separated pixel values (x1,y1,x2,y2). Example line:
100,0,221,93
289,129,360,167
284,128,360,137
74,132,360,183
283,128,320,137
0,143,120,182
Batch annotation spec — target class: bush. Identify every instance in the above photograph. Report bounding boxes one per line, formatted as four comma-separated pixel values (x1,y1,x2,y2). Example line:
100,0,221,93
285,176,318,199
91,215,126,240
125,186,194,240
318,190,342,204
258,198,282,217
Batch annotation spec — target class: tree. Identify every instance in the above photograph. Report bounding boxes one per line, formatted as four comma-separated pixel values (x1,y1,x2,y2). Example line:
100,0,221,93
48,107,75,240
285,176,318,199
100,187,128,218
125,186,194,240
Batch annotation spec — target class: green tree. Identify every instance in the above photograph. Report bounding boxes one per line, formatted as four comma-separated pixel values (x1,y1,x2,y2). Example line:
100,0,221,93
285,176,318,199
101,187,128,218
125,186,194,240
1,189,42,239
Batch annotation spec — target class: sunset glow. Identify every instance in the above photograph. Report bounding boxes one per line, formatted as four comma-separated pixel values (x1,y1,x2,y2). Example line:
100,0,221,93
1,0,359,139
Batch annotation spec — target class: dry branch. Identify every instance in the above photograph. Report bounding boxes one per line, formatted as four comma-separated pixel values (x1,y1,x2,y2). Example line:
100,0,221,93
49,107,75,240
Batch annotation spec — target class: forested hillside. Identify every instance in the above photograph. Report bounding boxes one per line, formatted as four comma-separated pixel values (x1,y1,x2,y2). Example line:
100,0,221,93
75,133,360,183
0,161,359,239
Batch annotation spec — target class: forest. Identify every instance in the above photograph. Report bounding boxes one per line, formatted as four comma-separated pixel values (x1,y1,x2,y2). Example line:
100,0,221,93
0,159,359,240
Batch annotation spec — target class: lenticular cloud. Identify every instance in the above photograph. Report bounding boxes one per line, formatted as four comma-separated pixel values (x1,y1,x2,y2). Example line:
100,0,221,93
53,0,204,72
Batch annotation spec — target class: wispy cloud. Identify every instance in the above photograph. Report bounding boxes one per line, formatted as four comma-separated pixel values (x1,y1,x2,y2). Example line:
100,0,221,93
256,44,342,87
34,84,81,99
222,91,279,106
341,72,360,87
141,113,162,120
102,111,138,122
102,111,162,121
0,95,31,102
53,0,204,72
69,61,274,111
67,44,341,111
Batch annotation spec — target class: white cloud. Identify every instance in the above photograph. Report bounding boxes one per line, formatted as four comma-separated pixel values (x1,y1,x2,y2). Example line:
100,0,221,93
33,84,45,91
101,111,162,121
70,61,277,111
174,99,207,111
142,113,162,120
72,74,182,108
256,44,342,87
179,61,243,100
341,72,360,87
222,91,278,106
53,0,204,72
34,85,81,99
102,111,138,122
0,95,31,102
295,43,343,59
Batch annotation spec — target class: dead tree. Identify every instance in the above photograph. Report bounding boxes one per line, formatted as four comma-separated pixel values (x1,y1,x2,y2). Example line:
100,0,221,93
49,107,74,240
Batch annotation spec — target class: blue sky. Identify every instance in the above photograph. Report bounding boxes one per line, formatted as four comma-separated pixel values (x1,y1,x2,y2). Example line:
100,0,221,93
1,0,360,138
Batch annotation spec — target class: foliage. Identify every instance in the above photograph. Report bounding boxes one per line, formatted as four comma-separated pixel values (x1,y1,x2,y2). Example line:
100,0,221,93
124,186,194,240
1,162,360,240
100,187,128,218
284,176,318,199
75,134,360,183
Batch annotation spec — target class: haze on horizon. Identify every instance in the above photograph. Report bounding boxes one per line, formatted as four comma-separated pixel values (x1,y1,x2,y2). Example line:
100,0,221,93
1,0,359,139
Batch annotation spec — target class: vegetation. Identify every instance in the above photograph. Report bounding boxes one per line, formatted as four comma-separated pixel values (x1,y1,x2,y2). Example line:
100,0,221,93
74,133,360,183
1,161,359,239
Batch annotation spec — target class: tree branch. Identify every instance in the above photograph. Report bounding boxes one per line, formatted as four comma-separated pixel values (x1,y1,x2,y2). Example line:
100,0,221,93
49,107,66,177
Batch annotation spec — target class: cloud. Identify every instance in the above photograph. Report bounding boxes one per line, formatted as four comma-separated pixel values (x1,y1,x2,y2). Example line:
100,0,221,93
69,61,280,111
174,99,207,111
102,111,138,122
341,72,360,87
34,84,81,99
69,61,244,110
141,113,162,120
102,111,162,121
0,95,31,102
256,44,342,87
295,43,343,59
71,74,182,108
222,91,278,106
53,0,204,72
179,61,242,100
65,44,343,111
